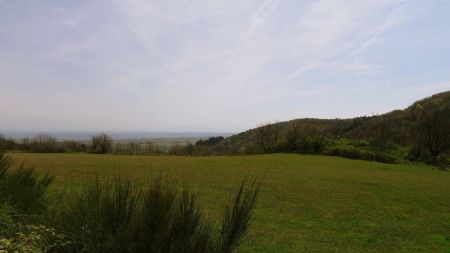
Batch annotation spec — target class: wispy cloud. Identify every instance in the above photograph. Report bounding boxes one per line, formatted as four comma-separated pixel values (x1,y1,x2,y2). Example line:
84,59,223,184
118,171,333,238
283,0,412,81
230,0,280,61
0,0,449,131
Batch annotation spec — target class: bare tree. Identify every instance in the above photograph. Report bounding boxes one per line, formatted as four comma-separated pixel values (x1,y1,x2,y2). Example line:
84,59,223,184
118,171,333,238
91,133,113,154
257,122,279,153
374,119,390,147
30,134,59,152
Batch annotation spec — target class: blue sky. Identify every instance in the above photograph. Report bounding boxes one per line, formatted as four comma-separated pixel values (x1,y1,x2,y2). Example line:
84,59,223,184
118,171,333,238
1,0,449,132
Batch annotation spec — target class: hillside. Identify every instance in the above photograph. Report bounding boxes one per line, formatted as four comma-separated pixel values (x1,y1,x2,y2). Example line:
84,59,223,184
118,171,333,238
195,91,450,163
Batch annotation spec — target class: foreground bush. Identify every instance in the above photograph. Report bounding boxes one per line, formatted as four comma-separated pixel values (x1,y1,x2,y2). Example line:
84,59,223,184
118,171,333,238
0,222,69,253
51,177,260,253
0,154,65,253
0,153,260,252
0,153,53,214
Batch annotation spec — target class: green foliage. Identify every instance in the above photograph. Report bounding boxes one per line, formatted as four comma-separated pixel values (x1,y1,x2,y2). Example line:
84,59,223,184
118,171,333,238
0,224,70,253
0,193,68,253
435,154,449,171
413,103,450,158
50,176,259,253
0,153,53,214
326,146,397,163
52,176,139,252
0,154,258,253
406,146,432,163
220,179,260,253
202,91,450,165
0,157,68,253
196,136,225,146
0,203,15,235
278,130,327,154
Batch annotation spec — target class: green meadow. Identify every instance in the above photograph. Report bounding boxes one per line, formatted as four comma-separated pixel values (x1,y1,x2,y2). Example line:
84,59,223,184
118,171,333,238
9,153,450,253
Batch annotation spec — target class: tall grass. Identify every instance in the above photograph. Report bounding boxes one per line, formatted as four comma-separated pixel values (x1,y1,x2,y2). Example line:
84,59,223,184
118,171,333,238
60,176,139,252
0,153,260,252
51,176,260,253
220,179,260,253
0,153,53,214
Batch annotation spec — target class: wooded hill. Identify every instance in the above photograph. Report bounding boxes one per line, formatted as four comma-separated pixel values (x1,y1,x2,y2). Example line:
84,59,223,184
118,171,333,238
192,91,450,166
1,91,448,166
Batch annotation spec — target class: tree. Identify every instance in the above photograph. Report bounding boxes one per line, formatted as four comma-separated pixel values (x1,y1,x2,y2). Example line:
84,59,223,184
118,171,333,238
414,106,450,160
30,134,60,153
91,133,113,154
257,122,278,153
195,136,224,146
0,133,5,150
374,119,389,147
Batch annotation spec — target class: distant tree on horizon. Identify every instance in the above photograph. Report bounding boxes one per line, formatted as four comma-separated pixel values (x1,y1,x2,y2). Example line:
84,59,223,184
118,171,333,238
91,133,113,154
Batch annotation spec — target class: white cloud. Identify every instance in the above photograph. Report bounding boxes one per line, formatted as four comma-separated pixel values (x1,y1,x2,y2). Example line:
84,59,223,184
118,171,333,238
0,0,449,131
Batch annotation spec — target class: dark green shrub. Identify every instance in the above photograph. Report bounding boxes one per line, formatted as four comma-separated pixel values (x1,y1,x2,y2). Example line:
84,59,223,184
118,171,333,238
435,155,449,171
51,176,139,253
279,133,327,154
406,146,422,162
51,177,260,253
0,156,65,252
352,139,370,148
0,153,53,214
406,146,433,163
371,152,397,163
326,147,397,163
196,136,225,146
293,136,313,153
0,202,15,235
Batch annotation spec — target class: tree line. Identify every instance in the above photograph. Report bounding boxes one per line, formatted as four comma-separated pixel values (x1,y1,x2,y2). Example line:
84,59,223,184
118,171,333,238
0,133,165,155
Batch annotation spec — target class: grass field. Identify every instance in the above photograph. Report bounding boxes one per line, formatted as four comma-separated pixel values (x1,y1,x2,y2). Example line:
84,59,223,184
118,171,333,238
8,153,450,253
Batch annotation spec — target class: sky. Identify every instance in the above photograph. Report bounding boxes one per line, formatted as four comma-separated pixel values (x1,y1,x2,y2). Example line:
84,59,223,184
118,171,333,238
1,0,449,133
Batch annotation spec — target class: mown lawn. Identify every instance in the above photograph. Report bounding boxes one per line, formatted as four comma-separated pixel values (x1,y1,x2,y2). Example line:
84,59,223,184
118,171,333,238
9,153,450,253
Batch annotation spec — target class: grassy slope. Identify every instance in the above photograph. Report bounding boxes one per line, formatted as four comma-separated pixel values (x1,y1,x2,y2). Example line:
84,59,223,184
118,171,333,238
9,153,450,253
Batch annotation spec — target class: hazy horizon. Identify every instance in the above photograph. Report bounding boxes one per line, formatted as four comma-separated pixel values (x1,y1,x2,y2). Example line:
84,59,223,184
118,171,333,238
0,130,235,140
1,0,450,132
